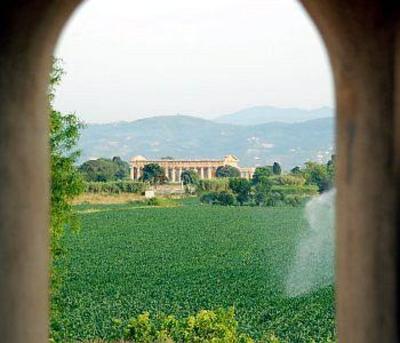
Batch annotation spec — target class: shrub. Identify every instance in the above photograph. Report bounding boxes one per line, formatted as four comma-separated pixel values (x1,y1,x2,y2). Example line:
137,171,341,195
271,185,318,195
228,178,252,205
254,177,273,206
216,165,241,178
265,185,318,207
85,181,148,194
269,175,306,186
284,194,308,207
217,191,236,206
252,166,273,185
200,192,219,205
266,191,285,207
200,191,236,206
124,308,255,343
198,179,230,193
145,197,161,206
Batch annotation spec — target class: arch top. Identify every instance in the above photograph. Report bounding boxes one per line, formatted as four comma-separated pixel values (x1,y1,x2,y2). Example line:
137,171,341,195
299,0,400,60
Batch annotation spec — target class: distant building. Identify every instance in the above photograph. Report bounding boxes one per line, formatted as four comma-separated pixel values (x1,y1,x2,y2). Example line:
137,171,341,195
129,154,255,182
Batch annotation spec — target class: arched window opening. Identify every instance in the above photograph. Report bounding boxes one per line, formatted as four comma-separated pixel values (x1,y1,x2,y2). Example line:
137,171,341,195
49,1,336,342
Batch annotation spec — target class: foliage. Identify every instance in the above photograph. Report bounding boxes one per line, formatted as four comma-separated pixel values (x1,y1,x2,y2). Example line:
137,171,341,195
53,204,335,342
290,166,301,175
199,166,319,207
216,165,241,178
264,185,318,207
197,179,230,193
49,58,85,257
268,175,305,186
144,197,161,206
229,178,252,205
302,161,331,193
79,157,130,182
288,158,336,193
181,169,199,186
270,185,319,195
49,58,85,340
272,162,282,176
252,166,273,185
200,191,236,206
85,181,148,194
124,307,254,343
254,177,273,206
113,156,130,179
142,163,167,184
326,155,336,185
181,169,200,194
200,170,320,208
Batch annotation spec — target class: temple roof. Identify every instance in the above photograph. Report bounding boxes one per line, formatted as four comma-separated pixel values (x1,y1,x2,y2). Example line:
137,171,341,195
131,155,148,162
224,154,239,161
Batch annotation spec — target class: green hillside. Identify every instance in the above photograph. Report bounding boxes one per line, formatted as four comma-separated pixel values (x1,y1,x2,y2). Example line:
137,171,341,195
78,115,334,168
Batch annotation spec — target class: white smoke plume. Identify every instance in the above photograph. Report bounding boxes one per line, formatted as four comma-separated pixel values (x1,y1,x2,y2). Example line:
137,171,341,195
285,189,336,297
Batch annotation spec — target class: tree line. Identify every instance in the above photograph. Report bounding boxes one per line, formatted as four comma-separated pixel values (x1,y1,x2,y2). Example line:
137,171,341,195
197,156,334,207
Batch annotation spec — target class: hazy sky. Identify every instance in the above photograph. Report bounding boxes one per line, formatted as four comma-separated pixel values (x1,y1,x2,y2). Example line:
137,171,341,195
55,0,334,123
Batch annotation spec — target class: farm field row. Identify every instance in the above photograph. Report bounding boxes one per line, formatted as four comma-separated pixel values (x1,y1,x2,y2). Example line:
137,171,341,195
52,201,335,342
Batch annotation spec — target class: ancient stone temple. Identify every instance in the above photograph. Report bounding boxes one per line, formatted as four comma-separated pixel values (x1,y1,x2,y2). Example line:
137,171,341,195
129,154,255,182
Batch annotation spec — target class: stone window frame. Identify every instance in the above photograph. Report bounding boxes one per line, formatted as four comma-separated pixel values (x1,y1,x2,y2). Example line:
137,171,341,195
0,1,399,341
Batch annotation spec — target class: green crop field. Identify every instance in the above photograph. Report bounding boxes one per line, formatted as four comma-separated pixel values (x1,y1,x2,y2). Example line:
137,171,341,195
52,201,335,342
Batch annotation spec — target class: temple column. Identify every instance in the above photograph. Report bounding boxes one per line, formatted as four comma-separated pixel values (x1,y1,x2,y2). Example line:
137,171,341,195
130,167,134,180
207,167,212,179
178,168,183,182
172,168,176,182
165,167,169,180
200,167,204,179
137,167,141,180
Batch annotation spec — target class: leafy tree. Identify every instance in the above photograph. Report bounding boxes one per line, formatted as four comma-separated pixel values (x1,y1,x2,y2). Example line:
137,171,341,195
216,165,241,178
269,175,305,186
228,178,252,205
290,166,302,175
326,154,336,187
302,161,331,192
200,191,236,206
254,176,273,206
252,166,273,184
113,156,130,179
216,191,236,206
79,157,129,182
49,58,85,257
181,169,199,194
181,169,199,186
49,59,85,340
272,162,282,175
142,163,166,184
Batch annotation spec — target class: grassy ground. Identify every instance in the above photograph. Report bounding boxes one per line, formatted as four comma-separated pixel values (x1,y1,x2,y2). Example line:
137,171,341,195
72,193,144,205
53,200,335,342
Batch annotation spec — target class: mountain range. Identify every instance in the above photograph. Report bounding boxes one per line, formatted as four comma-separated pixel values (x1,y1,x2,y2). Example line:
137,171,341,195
215,106,333,125
78,106,334,169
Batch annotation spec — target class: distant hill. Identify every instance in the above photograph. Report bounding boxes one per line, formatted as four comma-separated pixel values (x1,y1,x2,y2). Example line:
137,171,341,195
78,115,334,169
215,106,334,126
